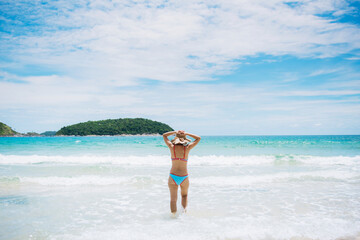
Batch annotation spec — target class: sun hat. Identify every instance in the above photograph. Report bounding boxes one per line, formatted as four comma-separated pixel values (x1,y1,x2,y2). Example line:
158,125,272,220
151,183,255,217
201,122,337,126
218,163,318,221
171,136,191,146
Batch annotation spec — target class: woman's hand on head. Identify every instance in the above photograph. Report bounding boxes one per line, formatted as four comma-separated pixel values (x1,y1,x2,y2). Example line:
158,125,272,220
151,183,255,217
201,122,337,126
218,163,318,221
177,130,185,135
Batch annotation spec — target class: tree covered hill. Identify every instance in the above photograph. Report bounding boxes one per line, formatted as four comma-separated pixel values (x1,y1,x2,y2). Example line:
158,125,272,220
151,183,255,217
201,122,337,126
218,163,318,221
56,118,173,136
0,122,18,136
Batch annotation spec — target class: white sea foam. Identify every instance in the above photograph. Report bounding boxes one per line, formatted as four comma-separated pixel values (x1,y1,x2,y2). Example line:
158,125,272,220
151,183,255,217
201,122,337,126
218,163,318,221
0,175,167,186
48,220,360,240
1,169,358,186
191,170,360,186
0,154,359,166
1,137,359,240
20,176,131,186
0,175,165,186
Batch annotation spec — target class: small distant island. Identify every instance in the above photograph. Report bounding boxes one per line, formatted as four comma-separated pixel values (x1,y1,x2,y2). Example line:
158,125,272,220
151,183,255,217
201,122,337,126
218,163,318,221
56,118,173,136
0,122,18,136
0,122,57,136
0,118,174,137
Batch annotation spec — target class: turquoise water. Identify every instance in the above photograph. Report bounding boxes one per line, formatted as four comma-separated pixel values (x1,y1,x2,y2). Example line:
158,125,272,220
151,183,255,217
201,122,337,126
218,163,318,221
1,135,360,240
1,135,359,156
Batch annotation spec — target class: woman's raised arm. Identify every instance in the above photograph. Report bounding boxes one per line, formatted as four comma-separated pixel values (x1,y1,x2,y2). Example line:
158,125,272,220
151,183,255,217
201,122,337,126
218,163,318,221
163,130,177,148
163,131,177,137
185,132,201,149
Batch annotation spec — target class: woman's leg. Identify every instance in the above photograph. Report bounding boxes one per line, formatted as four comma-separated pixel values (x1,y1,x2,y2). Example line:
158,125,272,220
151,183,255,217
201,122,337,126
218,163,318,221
180,178,189,210
168,176,178,213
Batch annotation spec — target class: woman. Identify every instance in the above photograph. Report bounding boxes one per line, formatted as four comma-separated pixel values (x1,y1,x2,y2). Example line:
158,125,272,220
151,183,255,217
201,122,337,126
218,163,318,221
163,130,201,215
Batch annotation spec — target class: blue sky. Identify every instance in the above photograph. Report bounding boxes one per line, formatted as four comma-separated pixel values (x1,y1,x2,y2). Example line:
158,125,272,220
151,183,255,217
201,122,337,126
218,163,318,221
0,0,360,135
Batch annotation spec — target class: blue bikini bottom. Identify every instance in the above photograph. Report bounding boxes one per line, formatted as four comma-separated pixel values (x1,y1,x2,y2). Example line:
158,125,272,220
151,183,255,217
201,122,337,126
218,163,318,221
169,173,188,185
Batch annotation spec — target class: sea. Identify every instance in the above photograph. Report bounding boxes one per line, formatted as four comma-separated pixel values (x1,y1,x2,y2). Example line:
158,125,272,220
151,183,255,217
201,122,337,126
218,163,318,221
0,135,359,240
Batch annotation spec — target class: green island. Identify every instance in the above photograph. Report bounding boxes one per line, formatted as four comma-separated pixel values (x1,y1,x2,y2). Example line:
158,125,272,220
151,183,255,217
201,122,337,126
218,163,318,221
56,118,173,136
0,122,18,136
0,118,173,136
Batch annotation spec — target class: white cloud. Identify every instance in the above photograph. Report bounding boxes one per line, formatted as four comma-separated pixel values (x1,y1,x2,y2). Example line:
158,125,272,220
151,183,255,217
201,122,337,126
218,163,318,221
1,0,360,134
279,90,360,96
0,74,142,108
1,71,359,134
345,56,360,60
308,68,344,77
2,0,360,85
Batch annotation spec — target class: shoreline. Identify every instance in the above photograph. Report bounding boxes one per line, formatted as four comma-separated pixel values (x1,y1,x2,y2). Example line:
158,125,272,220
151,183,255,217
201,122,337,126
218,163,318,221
1,133,162,137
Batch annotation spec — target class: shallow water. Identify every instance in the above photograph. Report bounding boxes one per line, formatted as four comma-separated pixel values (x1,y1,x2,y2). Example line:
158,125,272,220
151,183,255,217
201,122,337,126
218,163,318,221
1,136,360,240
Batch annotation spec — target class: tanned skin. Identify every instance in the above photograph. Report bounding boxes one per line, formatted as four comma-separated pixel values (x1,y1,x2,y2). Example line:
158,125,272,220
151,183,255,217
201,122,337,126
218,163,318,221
163,130,201,214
